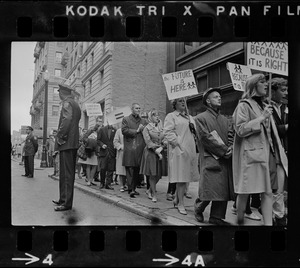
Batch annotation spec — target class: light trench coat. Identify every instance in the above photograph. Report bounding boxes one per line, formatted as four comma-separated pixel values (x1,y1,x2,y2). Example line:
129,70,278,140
232,98,288,194
113,128,126,176
163,111,200,183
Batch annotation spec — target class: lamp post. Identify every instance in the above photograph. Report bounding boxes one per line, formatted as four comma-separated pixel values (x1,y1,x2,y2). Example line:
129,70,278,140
40,70,50,168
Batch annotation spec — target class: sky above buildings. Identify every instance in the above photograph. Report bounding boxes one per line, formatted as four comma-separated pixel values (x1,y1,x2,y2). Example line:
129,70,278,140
11,42,36,134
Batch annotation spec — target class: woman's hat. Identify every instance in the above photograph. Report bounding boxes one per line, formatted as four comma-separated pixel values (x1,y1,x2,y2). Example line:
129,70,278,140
202,87,221,105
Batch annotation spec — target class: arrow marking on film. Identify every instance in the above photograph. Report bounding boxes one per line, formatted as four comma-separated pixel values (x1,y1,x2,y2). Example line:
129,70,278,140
12,253,40,265
153,253,179,266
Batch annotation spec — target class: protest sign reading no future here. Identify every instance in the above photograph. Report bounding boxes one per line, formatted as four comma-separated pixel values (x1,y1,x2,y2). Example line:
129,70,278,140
162,69,198,100
247,42,288,76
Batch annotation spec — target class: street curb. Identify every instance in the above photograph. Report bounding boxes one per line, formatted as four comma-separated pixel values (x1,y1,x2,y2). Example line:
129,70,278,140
49,175,194,226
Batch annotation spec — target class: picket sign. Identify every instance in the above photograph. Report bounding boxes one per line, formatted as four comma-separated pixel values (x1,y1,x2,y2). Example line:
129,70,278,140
227,62,252,91
162,69,198,100
246,42,288,76
106,106,131,125
85,103,103,116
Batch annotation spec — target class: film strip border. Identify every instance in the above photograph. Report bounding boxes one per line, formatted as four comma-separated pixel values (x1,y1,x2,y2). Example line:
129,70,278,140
2,0,300,266
0,227,290,266
0,1,298,40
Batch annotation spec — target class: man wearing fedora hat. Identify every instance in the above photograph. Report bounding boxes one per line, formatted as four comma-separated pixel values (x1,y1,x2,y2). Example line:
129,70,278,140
194,87,235,225
22,126,38,178
52,84,81,212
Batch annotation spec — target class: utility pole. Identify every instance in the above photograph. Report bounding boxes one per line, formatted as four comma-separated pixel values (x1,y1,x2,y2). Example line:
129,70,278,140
40,70,50,168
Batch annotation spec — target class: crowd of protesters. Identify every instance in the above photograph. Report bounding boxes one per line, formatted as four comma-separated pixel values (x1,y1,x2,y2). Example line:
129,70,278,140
17,74,288,225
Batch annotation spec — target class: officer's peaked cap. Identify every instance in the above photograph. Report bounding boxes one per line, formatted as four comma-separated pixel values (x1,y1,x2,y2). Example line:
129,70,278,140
58,84,73,95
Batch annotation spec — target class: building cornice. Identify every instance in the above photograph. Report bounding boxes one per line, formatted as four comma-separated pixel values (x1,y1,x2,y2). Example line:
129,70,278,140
192,48,244,75
176,42,224,67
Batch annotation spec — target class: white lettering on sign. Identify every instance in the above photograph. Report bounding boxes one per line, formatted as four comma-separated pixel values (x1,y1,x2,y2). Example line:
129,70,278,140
162,69,198,100
247,42,288,76
227,62,252,91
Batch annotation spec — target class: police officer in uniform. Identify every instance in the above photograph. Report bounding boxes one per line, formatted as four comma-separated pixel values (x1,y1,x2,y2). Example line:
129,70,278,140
22,126,38,178
52,84,81,211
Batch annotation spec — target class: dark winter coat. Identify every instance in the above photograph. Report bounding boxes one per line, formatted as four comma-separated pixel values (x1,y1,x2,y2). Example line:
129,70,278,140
194,107,234,201
121,114,147,167
56,96,81,151
24,133,38,156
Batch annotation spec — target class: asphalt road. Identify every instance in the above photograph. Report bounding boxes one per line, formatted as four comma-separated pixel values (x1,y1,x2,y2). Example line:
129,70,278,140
11,160,154,226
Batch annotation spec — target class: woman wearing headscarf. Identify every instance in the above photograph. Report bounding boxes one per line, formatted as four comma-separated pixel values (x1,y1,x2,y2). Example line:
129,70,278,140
78,124,99,186
113,122,127,192
163,98,200,215
140,109,168,202
232,73,288,225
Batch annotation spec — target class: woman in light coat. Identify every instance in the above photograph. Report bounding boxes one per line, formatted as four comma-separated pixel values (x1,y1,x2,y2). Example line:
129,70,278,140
163,98,200,215
232,73,287,225
113,123,127,192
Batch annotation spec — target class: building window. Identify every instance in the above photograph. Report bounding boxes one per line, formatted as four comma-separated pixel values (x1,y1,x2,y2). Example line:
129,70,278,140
89,79,92,93
102,42,106,55
91,52,94,66
83,84,86,97
52,105,59,116
74,52,77,65
55,52,62,63
85,59,88,73
196,72,208,94
57,42,64,47
77,66,81,78
53,87,59,101
54,69,61,77
99,69,104,88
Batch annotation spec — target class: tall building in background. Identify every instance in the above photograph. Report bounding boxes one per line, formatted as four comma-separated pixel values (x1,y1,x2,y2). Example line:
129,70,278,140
62,42,168,129
31,42,65,135
31,42,168,133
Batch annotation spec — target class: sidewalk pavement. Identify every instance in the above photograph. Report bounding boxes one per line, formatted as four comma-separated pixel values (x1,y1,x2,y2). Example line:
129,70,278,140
13,157,263,226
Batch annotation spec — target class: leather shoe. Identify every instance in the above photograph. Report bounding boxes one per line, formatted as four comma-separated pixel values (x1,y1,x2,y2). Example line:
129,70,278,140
21,174,29,177
133,191,140,195
27,175,33,178
52,200,63,206
129,192,136,198
99,183,105,189
195,211,204,222
54,205,71,212
105,185,114,190
209,217,231,226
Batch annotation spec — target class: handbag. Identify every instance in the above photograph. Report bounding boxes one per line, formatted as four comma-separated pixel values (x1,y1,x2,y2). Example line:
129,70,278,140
77,143,87,160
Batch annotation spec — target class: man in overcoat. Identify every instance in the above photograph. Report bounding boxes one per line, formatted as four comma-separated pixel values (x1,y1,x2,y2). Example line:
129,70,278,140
52,84,81,211
22,126,38,178
122,103,147,198
194,88,234,225
270,77,288,226
97,123,117,189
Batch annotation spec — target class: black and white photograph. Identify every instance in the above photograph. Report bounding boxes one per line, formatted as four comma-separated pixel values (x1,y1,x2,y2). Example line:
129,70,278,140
11,41,288,227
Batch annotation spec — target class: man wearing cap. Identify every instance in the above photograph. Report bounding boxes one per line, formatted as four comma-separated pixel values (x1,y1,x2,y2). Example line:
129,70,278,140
52,84,81,211
22,126,38,178
194,88,234,225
